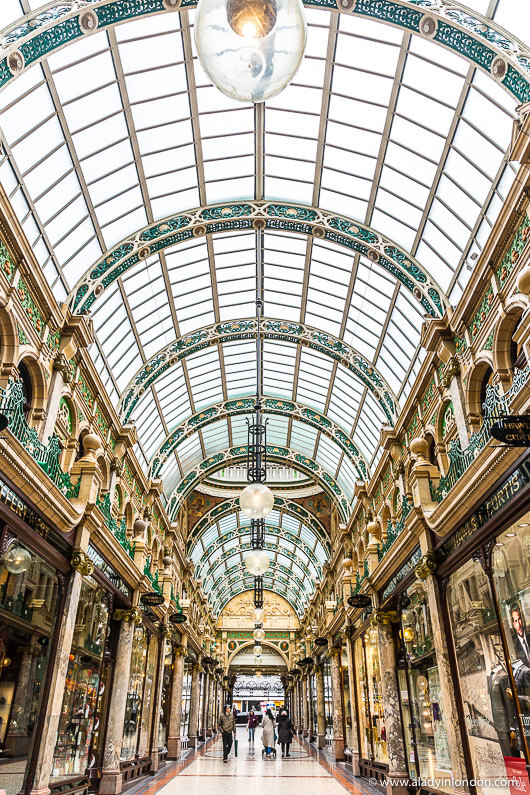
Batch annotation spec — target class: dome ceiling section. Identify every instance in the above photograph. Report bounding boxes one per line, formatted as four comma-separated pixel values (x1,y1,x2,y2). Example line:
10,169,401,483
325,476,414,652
0,1,521,471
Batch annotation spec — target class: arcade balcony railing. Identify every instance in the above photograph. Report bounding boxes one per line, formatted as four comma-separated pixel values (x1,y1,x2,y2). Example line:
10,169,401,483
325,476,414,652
0,378,79,499
429,366,530,503
96,493,134,560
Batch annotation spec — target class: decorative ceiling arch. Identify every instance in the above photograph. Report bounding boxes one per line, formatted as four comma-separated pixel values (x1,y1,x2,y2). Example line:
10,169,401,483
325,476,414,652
187,495,331,553
119,317,398,426
69,201,448,319
1,1,529,105
192,524,324,581
210,566,309,617
168,444,350,522
149,396,370,481
228,641,289,670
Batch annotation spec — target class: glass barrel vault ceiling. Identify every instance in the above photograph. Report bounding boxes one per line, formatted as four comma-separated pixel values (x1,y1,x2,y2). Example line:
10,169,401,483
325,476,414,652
0,3,526,543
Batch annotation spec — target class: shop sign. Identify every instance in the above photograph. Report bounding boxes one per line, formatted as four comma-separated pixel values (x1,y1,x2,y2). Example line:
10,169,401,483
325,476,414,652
0,475,50,538
491,415,530,446
169,611,187,624
87,545,129,597
347,594,371,609
140,591,165,606
381,547,421,601
441,459,530,558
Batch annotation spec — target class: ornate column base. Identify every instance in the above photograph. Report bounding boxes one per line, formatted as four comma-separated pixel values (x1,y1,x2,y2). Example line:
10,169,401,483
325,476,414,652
331,737,344,761
99,771,123,795
385,772,409,795
188,735,198,748
349,749,360,776
167,737,181,759
150,749,161,773
207,727,213,737
317,732,325,748
28,789,51,795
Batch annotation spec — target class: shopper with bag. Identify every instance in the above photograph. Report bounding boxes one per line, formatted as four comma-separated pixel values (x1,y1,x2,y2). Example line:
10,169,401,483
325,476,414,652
219,704,236,763
277,708,294,757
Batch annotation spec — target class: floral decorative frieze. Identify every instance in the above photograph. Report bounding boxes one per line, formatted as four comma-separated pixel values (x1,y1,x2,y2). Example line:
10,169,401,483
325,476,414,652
149,396,369,481
68,201,447,320
94,404,108,438
16,277,44,336
497,211,530,288
469,284,494,340
0,239,15,282
119,317,398,427
16,324,29,345
168,445,350,522
77,371,94,410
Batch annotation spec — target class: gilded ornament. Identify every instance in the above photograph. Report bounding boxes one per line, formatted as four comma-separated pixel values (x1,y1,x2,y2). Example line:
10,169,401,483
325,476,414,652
71,549,94,577
415,553,436,581
113,607,143,624
370,609,399,626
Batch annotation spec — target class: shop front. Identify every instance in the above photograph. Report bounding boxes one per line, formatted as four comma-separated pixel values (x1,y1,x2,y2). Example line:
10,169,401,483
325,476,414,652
0,476,71,795
439,455,530,795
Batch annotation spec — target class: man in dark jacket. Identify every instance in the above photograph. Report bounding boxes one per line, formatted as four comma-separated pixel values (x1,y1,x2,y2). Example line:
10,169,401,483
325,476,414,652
277,708,294,757
219,705,236,762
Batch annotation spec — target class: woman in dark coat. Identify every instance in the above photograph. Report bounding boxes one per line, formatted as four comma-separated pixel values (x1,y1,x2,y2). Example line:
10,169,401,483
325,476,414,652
276,708,294,757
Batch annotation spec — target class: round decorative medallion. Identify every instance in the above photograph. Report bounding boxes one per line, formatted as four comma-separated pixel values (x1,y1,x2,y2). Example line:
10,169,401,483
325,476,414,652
163,0,182,8
336,0,355,10
138,246,151,260
367,250,379,263
313,226,325,238
79,11,98,33
7,51,24,75
419,15,437,38
193,225,206,237
253,218,266,230
491,57,507,80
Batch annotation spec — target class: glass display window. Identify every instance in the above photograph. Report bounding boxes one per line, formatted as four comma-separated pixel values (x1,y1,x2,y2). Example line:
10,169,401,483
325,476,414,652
446,508,530,795
51,576,110,780
354,629,387,764
397,580,452,790
0,534,61,795
341,648,354,749
323,658,333,739
121,625,149,761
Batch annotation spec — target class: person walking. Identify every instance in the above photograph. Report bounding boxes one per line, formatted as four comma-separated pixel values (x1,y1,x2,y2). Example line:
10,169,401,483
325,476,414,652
247,707,259,743
261,708,276,759
219,704,236,763
277,707,294,757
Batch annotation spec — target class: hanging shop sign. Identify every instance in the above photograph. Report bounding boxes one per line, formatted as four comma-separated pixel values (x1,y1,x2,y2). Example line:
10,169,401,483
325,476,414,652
314,636,328,646
169,611,187,624
440,458,530,558
381,547,422,602
140,591,165,606
491,415,530,446
347,594,372,609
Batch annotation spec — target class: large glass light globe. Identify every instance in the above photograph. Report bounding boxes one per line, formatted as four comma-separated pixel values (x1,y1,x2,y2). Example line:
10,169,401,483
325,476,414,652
239,483,274,519
195,0,306,103
253,645,262,655
253,655,262,665
4,545,31,574
245,549,270,576
252,607,265,623
253,628,265,642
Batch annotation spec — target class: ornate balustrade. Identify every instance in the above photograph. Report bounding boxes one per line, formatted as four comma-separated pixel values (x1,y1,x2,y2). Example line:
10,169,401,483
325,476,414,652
96,493,134,559
430,366,530,502
0,378,79,499
377,496,412,562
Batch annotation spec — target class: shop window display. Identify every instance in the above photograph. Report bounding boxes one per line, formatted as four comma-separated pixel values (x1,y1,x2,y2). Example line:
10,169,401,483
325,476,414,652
0,537,60,795
397,581,451,790
354,630,387,764
323,658,333,740
51,577,110,779
341,648,354,749
180,660,192,738
157,643,173,748
447,512,530,795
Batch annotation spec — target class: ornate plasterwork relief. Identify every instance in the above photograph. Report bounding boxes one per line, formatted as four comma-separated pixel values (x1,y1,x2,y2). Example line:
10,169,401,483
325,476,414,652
217,590,300,630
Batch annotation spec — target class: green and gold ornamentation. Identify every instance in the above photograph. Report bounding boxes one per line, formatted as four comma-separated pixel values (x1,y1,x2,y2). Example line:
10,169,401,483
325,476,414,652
16,278,44,336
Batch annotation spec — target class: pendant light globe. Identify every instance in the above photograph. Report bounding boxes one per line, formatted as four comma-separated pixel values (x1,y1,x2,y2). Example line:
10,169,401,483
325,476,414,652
194,0,306,103
245,548,270,576
253,628,265,642
252,607,265,623
239,482,274,519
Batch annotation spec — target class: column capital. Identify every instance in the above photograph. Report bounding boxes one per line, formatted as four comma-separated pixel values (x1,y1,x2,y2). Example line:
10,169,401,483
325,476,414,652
113,607,142,624
415,553,436,580
71,548,94,577
371,609,399,626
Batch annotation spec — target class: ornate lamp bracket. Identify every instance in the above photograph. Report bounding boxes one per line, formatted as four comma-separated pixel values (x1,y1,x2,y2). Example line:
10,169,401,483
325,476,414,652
71,548,94,577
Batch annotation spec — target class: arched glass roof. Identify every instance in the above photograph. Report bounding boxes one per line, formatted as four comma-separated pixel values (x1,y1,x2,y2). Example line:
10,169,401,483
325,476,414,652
189,508,327,615
0,0,527,608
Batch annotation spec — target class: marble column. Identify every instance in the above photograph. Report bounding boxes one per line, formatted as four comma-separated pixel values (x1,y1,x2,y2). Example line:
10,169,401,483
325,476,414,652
201,672,209,739
421,563,468,792
100,612,138,795
345,635,360,775
188,663,201,748
302,675,309,736
207,674,215,736
315,663,326,749
150,636,168,773
376,616,409,795
29,568,84,795
329,648,345,761
167,647,186,759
